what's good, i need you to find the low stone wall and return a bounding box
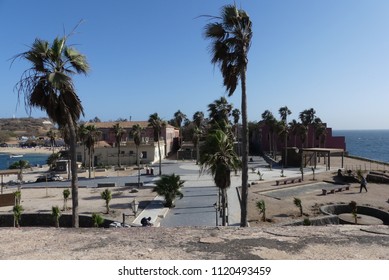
[0,213,115,228]
[320,204,389,225]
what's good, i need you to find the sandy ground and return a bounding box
[247,156,389,227]
[0,155,389,259]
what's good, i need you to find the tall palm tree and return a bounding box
[192,112,204,164]
[148,113,165,176]
[192,126,202,164]
[261,110,276,156]
[131,124,143,187]
[204,4,252,227]
[77,123,88,168]
[200,129,241,226]
[84,124,101,178]
[193,111,204,129]
[112,123,125,167]
[299,108,316,148]
[279,106,291,166]
[13,31,89,228]
[231,108,241,155]
[288,119,299,147]
[46,129,57,153]
[207,96,232,131]
[173,110,187,147]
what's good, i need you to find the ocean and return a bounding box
[0,153,49,170]
[333,130,389,163]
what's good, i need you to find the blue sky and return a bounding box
[1,0,389,130]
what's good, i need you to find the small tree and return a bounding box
[349,200,358,224]
[92,213,105,227]
[13,204,23,227]
[152,174,184,208]
[101,189,112,214]
[51,206,61,228]
[294,197,303,217]
[14,190,21,206]
[63,189,70,211]
[256,200,266,222]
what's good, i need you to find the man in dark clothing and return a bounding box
[141,217,152,226]
[360,176,368,193]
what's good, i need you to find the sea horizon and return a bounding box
[333,129,389,164]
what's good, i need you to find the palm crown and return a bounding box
[14,36,89,125]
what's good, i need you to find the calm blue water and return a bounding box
[333,130,389,163]
[0,153,49,170]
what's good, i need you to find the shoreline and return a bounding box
[0,147,60,155]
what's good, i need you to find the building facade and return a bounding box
[76,121,178,167]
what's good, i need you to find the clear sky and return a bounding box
[1,0,389,130]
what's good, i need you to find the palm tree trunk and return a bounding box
[221,188,227,226]
[157,132,162,176]
[88,147,92,179]
[240,68,249,227]
[117,144,121,167]
[66,113,79,228]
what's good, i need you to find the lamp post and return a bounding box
[122,198,139,227]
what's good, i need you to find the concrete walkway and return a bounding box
[129,157,335,227]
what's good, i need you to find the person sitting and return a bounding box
[141,217,152,227]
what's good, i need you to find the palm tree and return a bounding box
[193,111,204,129]
[77,123,89,168]
[173,110,187,147]
[288,119,299,147]
[46,129,57,153]
[13,204,23,228]
[100,188,112,214]
[63,189,70,211]
[112,123,125,167]
[200,129,241,226]
[13,30,90,228]
[148,113,165,176]
[204,4,252,227]
[231,108,241,155]
[192,126,202,164]
[192,111,204,164]
[152,174,184,208]
[207,96,232,132]
[131,124,143,187]
[261,110,276,157]
[293,197,303,217]
[299,108,316,148]
[91,213,105,227]
[51,206,61,228]
[279,106,291,166]
[256,200,266,222]
[84,124,101,178]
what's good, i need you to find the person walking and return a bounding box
[359,176,368,193]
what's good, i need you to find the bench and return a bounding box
[276,177,302,186]
[97,182,116,188]
[0,193,16,207]
[321,185,350,195]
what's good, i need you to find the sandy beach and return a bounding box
[0,146,59,155]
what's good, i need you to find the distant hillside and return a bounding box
[0,117,55,142]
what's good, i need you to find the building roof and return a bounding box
[89,121,176,129]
